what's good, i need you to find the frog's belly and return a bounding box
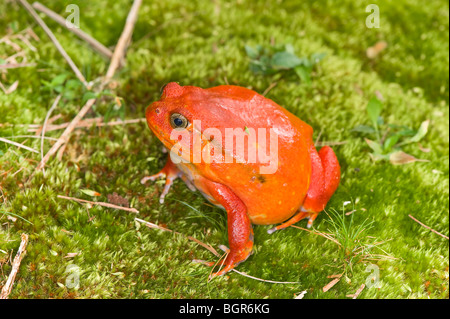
[174,161,225,210]
[175,160,309,226]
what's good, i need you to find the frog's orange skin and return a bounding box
[142,82,340,278]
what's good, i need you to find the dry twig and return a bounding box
[36,98,96,170]
[347,283,365,299]
[17,0,88,87]
[40,94,61,174]
[135,218,301,284]
[104,0,142,83]
[35,0,142,170]
[322,275,342,292]
[0,233,29,299]
[291,225,341,246]
[57,195,139,214]
[28,118,146,133]
[408,215,449,240]
[32,2,114,59]
[0,137,39,154]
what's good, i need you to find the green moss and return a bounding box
[0,0,448,299]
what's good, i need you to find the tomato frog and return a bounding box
[141,82,340,279]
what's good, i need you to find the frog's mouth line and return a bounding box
[148,124,176,150]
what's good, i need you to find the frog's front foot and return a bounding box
[141,155,181,204]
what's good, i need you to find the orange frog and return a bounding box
[142,82,340,278]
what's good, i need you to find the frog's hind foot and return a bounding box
[267,211,311,234]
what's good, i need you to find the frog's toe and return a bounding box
[267,211,309,234]
[209,264,235,280]
[140,172,165,184]
[159,176,176,204]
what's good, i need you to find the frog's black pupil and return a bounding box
[174,117,183,127]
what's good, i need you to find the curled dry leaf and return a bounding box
[389,151,429,165]
[366,41,388,59]
[323,277,341,292]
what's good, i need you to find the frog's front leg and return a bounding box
[141,155,182,204]
[203,180,254,279]
[268,145,340,233]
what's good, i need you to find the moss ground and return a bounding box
[0,0,448,298]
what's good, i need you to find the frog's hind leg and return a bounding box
[203,180,254,279]
[141,155,181,204]
[267,211,309,234]
[268,146,340,234]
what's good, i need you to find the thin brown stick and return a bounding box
[232,269,300,284]
[291,225,341,246]
[17,0,88,87]
[322,276,341,292]
[34,114,62,135]
[0,63,36,69]
[135,218,301,284]
[35,1,142,170]
[36,98,96,170]
[41,94,61,174]
[347,283,365,299]
[187,236,221,257]
[262,82,277,96]
[32,2,114,59]
[104,0,142,83]
[408,215,449,240]
[57,195,139,214]
[135,218,219,257]
[0,137,39,154]
[0,233,29,299]
[28,118,146,133]
[4,135,58,141]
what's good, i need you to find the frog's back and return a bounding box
[186,85,313,225]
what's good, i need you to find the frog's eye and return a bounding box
[170,113,189,129]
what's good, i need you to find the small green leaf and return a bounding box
[366,97,383,130]
[369,152,390,162]
[351,125,376,134]
[53,85,64,93]
[80,189,101,197]
[51,74,68,87]
[364,138,383,154]
[383,134,401,152]
[65,79,82,90]
[245,45,260,59]
[294,66,311,84]
[405,120,430,144]
[310,52,326,64]
[271,51,303,69]
[82,92,97,104]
